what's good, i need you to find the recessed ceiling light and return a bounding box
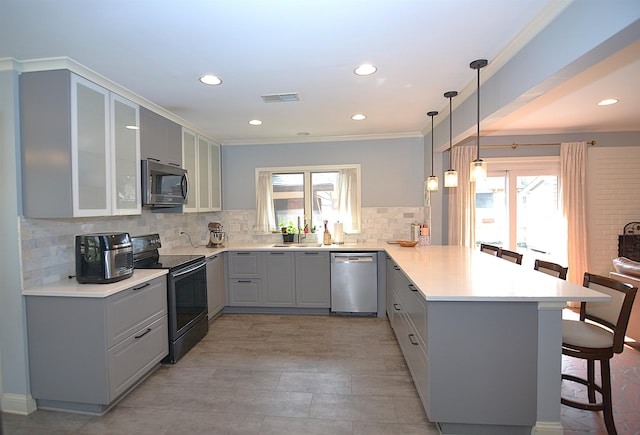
[199,74,222,86]
[351,114,366,121]
[597,98,618,106]
[248,119,262,126]
[354,64,377,76]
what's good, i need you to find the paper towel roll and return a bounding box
[333,222,344,244]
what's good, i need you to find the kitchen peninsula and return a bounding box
[22,244,607,434]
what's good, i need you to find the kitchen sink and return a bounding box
[272,243,323,247]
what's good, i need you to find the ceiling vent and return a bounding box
[261,93,300,103]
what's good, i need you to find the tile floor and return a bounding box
[1,312,639,434]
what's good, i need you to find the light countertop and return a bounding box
[22,269,168,298]
[22,243,608,303]
[384,245,608,303]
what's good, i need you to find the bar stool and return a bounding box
[534,259,568,280]
[561,273,637,434]
[500,249,523,265]
[480,244,501,257]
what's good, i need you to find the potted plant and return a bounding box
[279,221,297,243]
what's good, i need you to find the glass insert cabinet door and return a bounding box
[111,94,140,215]
[71,74,110,216]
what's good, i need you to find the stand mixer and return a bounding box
[206,222,225,248]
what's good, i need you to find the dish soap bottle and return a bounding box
[323,220,332,245]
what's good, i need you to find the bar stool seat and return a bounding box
[561,272,637,435]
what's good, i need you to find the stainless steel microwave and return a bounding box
[141,160,188,207]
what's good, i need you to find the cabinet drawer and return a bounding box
[106,276,167,348]
[228,252,261,277]
[107,315,168,400]
[404,283,427,345]
[228,279,261,305]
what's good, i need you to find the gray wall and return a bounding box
[0,67,33,413]
[222,136,425,210]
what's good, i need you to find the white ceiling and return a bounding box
[1,0,638,145]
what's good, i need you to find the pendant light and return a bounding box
[443,90,458,187]
[426,110,439,191]
[469,59,488,183]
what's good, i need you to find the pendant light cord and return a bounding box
[470,59,487,161]
[427,111,438,176]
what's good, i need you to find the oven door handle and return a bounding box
[171,261,205,278]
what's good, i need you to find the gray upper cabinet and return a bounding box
[183,127,222,213]
[20,70,140,218]
[295,252,330,308]
[139,106,182,167]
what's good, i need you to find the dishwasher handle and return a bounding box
[332,254,376,263]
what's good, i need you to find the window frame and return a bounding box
[255,164,362,234]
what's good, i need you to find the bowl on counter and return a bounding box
[398,240,418,247]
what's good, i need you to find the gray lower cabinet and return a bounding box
[227,251,262,306]
[295,251,330,308]
[391,264,538,432]
[206,253,226,319]
[25,276,168,414]
[264,252,296,306]
[227,251,330,308]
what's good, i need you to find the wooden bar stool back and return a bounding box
[480,244,501,257]
[561,273,637,434]
[534,259,568,280]
[500,249,523,265]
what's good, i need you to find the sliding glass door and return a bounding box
[475,158,565,268]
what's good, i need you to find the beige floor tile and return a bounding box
[259,416,353,435]
[317,356,388,375]
[76,406,177,434]
[276,372,352,394]
[309,393,398,423]
[229,389,313,418]
[117,381,235,412]
[169,410,264,435]
[353,421,440,435]
[207,368,282,391]
[393,396,431,425]
[351,374,417,397]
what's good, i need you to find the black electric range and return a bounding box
[131,234,208,363]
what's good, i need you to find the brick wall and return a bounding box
[586,146,640,275]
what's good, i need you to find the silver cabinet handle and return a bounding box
[393,303,401,311]
[408,284,418,292]
[132,283,150,291]
[394,266,400,271]
[408,334,419,346]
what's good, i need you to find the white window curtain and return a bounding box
[448,145,476,247]
[255,170,275,233]
[337,168,360,233]
[561,141,589,284]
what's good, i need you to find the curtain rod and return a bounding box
[480,140,596,149]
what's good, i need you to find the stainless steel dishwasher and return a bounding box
[330,252,378,314]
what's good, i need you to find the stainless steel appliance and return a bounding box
[75,233,133,284]
[330,252,378,314]
[207,222,225,248]
[141,160,188,207]
[132,234,207,363]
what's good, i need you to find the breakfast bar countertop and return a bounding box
[384,244,609,303]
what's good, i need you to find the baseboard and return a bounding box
[532,421,563,434]
[1,392,37,415]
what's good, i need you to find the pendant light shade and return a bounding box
[443,90,458,187]
[426,111,439,191]
[469,59,488,183]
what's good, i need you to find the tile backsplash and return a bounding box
[20,206,423,288]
